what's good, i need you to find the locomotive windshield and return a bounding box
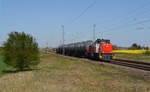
[95,39,110,44]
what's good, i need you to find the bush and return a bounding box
[0,47,2,53]
[2,32,40,71]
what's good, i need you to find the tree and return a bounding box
[129,43,142,50]
[2,32,40,71]
[132,43,138,48]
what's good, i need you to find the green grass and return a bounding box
[0,53,150,92]
[115,53,150,63]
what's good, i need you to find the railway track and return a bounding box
[49,52,150,79]
[109,59,150,71]
[48,52,150,71]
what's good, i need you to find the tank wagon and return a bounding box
[56,39,114,61]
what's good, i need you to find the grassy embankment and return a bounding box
[0,53,149,92]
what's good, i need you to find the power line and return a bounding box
[96,1,150,32]
[97,11,150,34]
[99,19,150,33]
[70,0,96,23]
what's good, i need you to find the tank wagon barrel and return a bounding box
[56,39,114,61]
[62,41,93,57]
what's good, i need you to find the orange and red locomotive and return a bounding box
[56,39,114,61]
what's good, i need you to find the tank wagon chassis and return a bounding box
[56,39,114,61]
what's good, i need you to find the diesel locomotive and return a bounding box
[56,39,114,61]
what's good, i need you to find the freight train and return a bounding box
[56,39,114,61]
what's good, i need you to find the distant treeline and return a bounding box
[113,43,148,50]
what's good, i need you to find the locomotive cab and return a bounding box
[99,39,114,61]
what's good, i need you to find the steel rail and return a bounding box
[110,59,150,71]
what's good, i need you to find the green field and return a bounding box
[115,53,150,63]
[0,53,149,92]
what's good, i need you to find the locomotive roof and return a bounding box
[95,39,110,43]
[58,39,111,47]
[96,39,110,41]
[58,40,93,47]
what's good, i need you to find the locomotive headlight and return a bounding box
[100,56,103,59]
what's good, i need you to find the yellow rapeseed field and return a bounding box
[113,50,150,54]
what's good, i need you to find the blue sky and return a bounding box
[0,0,150,47]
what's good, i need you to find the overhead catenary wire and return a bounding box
[64,0,150,44]
[101,13,150,32]
[70,0,96,23]
[99,18,150,33]
[64,0,96,43]
[96,1,150,32]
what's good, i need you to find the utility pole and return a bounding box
[93,24,96,41]
[62,25,65,55]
